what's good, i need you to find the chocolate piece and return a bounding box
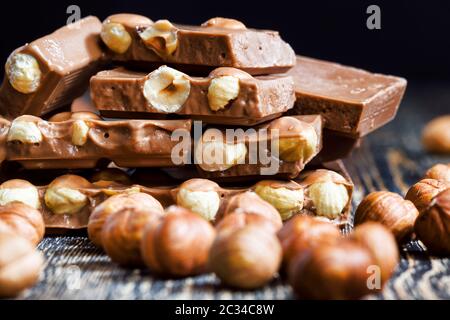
[195,115,323,181]
[100,14,295,75]
[90,66,295,126]
[288,56,407,137]
[2,113,191,169]
[0,16,104,119]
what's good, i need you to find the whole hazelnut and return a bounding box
[405,179,450,213]
[0,202,45,246]
[101,205,162,267]
[216,212,279,235]
[209,225,282,289]
[0,233,43,298]
[88,192,164,248]
[277,215,341,270]
[141,206,215,277]
[222,191,282,230]
[422,115,450,153]
[0,179,40,209]
[424,163,450,182]
[414,188,450,255]
[351,222,399,285]
[355,191,419,243]
[288,240,375,300]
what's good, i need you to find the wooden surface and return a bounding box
[14,81,450,300]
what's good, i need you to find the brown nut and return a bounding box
[288,240,375,300]
[277,215,341,270]
[351,222,399,286]
[216,212,279,235]
[176,179,221,222]
[44,175,92,215]
[222,191,283,231]
[201,17,246,30]
[405,179,450,213]
[88,192,164,248]
[424,163,450,182]
[355,191,419,243]
[91,168,132,186]
[141,206,215,277]
[209,225,282,289]
[101,204,162,267]
[0,233,43,298]
[422,115,450,153]
[0,179,40,209]
[414,188,450,255]
[0,202,45,246]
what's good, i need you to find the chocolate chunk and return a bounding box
[91,66,295,126]
[0,16,104,119]
[100,14,295,75]
[288,56,407,137]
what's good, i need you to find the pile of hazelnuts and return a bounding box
[0,163,449,299]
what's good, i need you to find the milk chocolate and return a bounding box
[90,66,295,126]
[195,115,323,181]
[1,113,191,169]
[0,16,104,119]
[288,56,407,137]
[100,14,295,75]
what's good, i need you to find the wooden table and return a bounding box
[17,81,450,300]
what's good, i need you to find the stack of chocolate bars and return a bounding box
[0,15,406,231]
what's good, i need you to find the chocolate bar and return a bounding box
[288,56,407,137]
[90,66,295,126]
[1,113,192,169]
[195,115,323,181]
[0,16,104,119]
[100,14,295,75]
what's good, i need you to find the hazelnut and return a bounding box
[48,111,100,122]
[88,192,164,248]
[0,233,43,298]
[209,225,282,289]
[0,179,40,209]
[47,111,73,122]
[355,191,419,243]
[422,115,450,153]
[91,168,132,186]
[424,163,450,182]
[414,188,450,255]
[176,179,221,222]
[141,206,215,277]
[207,76,240,111]
[0,202,45,246]
[101,204,162,267]
[138,20,178,56]
[269,117,319,163]
[222,191,283,230]
[101,22,132,54]
[351,222,399,285]
[254,180,304,221]
[44,175,91,215]
[405,178,450,213]
[277,215,341,270]
[195,129,247,172]
[5,52,42,94]
[71,120,90,146]
[288,240,375,300]
[216,212,279,235]
[201,17,247,30]
[143,65,190,113]
[7,115,42,144]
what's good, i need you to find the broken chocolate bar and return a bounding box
[1,113,191,169]
[195,115,323,181]
[0,16,104,119]
[90,66,295,126]
[100,14,295,75]
[288,56,407,137]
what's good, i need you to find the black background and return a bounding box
[0,0,449,80]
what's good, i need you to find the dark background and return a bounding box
[0,0,449,80]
